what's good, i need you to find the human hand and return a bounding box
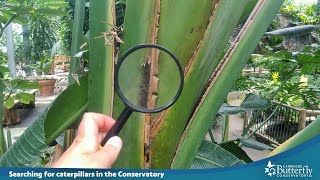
[52,113,122,168]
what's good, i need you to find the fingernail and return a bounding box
[81,114,95,137]
[84,113,94,121]
[106,136,122,148]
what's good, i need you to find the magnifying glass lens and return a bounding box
[102,44,184,145]
[117,47,182,112]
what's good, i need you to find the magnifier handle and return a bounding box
[101,107,133,146]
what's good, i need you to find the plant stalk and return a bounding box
[222,115,229,142]
[0,81,7,155]
[208,128,215,143]
[68,0,86,85]
[88,0,115,115]
[64,0,86,150]
[171,0,285,168]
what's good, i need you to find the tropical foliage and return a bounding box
[250,46,320,108]
[234,0,320,109]
[3,0,286,169]
[1,0,318,171]
[281,0,320,24]
[0,0,69,157]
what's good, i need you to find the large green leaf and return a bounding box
[218,104,245,115]
[6,128,12,149]
[172,0,284,168]
[113,0,156,168]
[88,0,114,115]
[219,141,252,163]
[16,6,34,15]
[0,106,48,167]
[0,66,9,74]
[191,141,245,169]
[218,93,271,115]
[0,75,88,167]
[12,16,28,24]
[237,137,274,151]
[298,53,320,64]
[265,25,320,37]
[34,8,70,17]
[240,93,272,109]
[3,96,14,109]
[15,92,35,104]
[44,75,88,144]
[239,0,259,23]
[0,15,8,24]
[152,0,249,168]
[11,79,40,90]
[36,0,69,8]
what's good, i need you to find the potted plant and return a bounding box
[1,66,40,125]
[29,58,56,96]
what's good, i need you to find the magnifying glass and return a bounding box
[101,44,184,146]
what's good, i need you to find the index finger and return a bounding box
[77,113,116,138]
[86,112,116,132]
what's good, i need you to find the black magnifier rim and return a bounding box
[115,44,184,113]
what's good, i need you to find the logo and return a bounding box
[264,161,313,178]
[265,161,276,176]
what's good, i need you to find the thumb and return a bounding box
[98,136,122,168]
[74,114,99,150]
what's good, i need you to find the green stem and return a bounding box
[0,29,4,38]
[88,0,115,115]
[171,0,285,168]
[3,90,12,103]
[208,128,215,143]
[64,0,86,150]
[0,80,7,155]
[68,0,86,85]
[222,115,229,142]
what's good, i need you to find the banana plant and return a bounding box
[0,0,286,168]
